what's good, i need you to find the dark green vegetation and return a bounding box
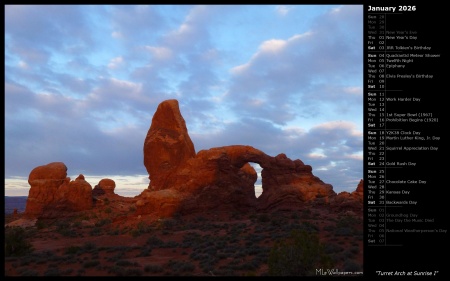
[4,208,362,276]
[4,227,34,257]
[268,230,333,276]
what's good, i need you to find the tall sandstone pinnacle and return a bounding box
[143,99,196,190]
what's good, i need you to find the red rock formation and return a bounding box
[48,174,93,217]
[93,178,116,196]
[25,162,69,217]
[25,163,93,218]
[330,179,364,212]
[136,146,261,216]
[137,142,336,216]
[24,99,359,219]
[353,179,364,201]
[257,154,336,211]
[143,99,196,191]
[136,100,341,217]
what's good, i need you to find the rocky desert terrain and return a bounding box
[5,196,363,276]
[5,99,363,276]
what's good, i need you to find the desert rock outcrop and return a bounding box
[93,178,116,196]
[143,99,196,191]
[24,99,361,220]
[330,179,364,212]
[136,100,338,217]
[25,163,93,218]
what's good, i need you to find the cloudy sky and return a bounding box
[5,5,363,197]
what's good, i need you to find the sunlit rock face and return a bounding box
[143,99,196,191]
[25,163,93,218]
[93,178,116,196]
[137,100,338,217]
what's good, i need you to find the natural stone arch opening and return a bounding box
[248,162,262,198]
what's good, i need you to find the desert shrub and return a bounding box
[200,260,215,274]
[108,228,120,235]
[116,260,136,267]
[301,221,319,232]
[125,268,143,276]
[162,240,179,248]
[108,265,126,276]
[337,214,359,228]
[258,213,270,222]
[217,252,228,259]
[17,267,39,276]
[343,260,362,272]
[63,268,74,275]
[215,268,235,276]
[324,242,344,254]
[138,246,152,257]
[72,221,82,228]
[130,229,141,238]
[83,260,100,268]
[44,267,61,276]
[83,242,97,251]
[335,227,353,236]
[36,219,47,230]
[349,245,360,255]
[167,259,195,274]
[144,264,163,273]
[65,245,82,255]
[162,218,177,229]
[107,252,123,262]
[76,269,85,276]
[36,250,54,259]
[19,256,33,266]
[268,230,334,276]
[55,220,77,237]
[223,245,238,254]
[95,218,112,227]
[137,221,149,233]
[301,209,312,218]
[104,207,112,214]
[323,225,335,231]
[231,211,241,219]
[78,214,90,221]
[89,227,102,236]
[342,249,356,259]
[195,216,206,222]
[146,236,164,247]
[4,227,34,257]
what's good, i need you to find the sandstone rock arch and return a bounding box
[24,99,342,219]
[137,100,338,216]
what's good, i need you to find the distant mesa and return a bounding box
[24,99,362,219]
